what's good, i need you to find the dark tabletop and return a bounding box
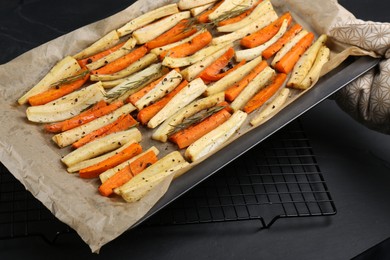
[0,0,389,259]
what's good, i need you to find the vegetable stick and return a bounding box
[160,30,212,59]
[230,66,275,111]
[128,150,158,177]
[198,47,235,81]
[208,0,245,21]
[61,128,142,167]
[73,30,120,60]
[274,32,314,74]
[79,142,142,179]
[77,41,126,68]
[28,69,90,106]
[44,100,108,133]
[85,38,137,70]
[287,34,327,88]
[178,0,218,10]
[91,46,148,75]
[234,19,288,62]
[240,12,292,48]
[201,59,246,82]
[225,60,268,102]
[196,1,223,23]
[127,73,169,105]
[137,80,188,125]
[185,110,247,162]
[217,0,260,26]
[117,3,179,37]
[190,3,214,16]
[145,19,197,50]
[262,23,303,60]
[243,73,287,113]
[170,108,232,149]
[72,113,137,149]
[52,103,136,148]
[250,88,290,126]
[18,56,81,105]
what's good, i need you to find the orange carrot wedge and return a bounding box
[199,47,234,80]
[225,60,268,102]
[274,32,315,73]
[201,59,246,82]
[240,12,292,48]
[91,45,148,75]
[72,113,137,149]
[77,42,126,67]
[145,19,198,50]
[159,30,212,59]
[169,108,232,149]
[98,150,158,197]
[243,73,287,114]
[218,0,261,26]
[43,100,108,133]
[197,1,224,23]
[262,23,303,60]
[79,142,142,179]
[137,80,188,125]
[28,69,90,106]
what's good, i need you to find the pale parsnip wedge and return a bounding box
[104,63,163,102]
[52,103,136,148]
[86,38,137,71]
[61,128,142,167]
[73,30,120,60]
[117,4,179,37]
[67,140,139,173]
[135,69,182,110]
[230,66,275,111]
[148,78,207,129]
[208,0,245,21]
[212,10,278,45]
[295,46,330,90]
[133,11,191,44]
[271,30,308,67]
[101,79,125,89]
[217,0,273,32]
[116,151,188,202]
[185,110,247,162]
[250,88,290,126]
[26,82,105,123]
[162,42,231,68]
[287,34,328,88]
[99,146,160,183]
[190,2,214,16]
[152,92,224,142]
[180,44,232,81]
[235,19,288,62]
[18,56,80,105]
[90,53,158,81]
[178,0,218,10]
[205,55,262,96]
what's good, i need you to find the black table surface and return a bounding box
[1,1,389,259]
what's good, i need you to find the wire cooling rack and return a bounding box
[0,119,336,243]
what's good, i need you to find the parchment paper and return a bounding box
[0,0,371,253]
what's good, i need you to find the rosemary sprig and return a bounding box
[49,69,90,87]
[168,105,225,136]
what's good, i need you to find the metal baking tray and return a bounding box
[134,55,379,227]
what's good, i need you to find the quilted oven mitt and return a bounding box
[329,18,390,134]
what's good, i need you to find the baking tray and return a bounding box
[134,55,379,227]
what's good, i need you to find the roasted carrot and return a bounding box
[137,80,188,125]
[198,47,234,81]
[72,113,137,149]
[240,12,292,48]
[145,19,198,50]
[225,60,268,102]
[77,42,126,67]
[79,142,142,179]
[218,0,261,26]
[43,100,108,133]
[201,59,246,82]
[197,1,224,23]
[274,32,314,74]
[98,150,158,196]
[169,108,232,149]
[28,69,90,106]
[243,73,287,114]
[262,23,303,60]
[159,30,212,59]
[91,45,148,75]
